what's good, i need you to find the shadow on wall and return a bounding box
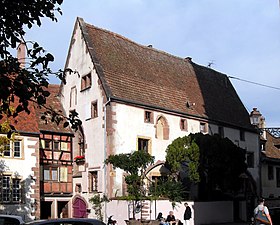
[0,160,35,222]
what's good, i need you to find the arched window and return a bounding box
[155,116,169,140]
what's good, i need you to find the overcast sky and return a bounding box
[25,0,280,127]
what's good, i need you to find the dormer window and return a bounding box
[144,111,153,123]
[81,73,92,91]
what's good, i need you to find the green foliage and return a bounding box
[164,133,247,200]
[105,150,154,200]
[165,135,200,183]
[89,194,110,221]
[191,133,247,199]
[105,150,154,218]
[149,178,185,206]
[0,0,81,135]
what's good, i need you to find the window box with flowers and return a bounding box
[74,155,85,164]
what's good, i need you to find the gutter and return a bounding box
[103,97,111,223]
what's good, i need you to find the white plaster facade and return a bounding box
[0,134,38,222]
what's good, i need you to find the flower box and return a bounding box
[74,155,85,163]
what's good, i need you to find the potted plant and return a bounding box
[74,155,85,164]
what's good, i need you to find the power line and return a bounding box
[228,76,280,91]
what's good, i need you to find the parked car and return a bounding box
[0,214,25,225]
[25,218,106,225]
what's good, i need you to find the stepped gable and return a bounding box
[78,17,254,130]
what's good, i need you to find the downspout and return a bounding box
[104,97,111,223]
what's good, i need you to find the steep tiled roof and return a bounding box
[34,84,73,134]
[78,18,254,130]
[264,132,280,159]
[0,100,40,134]
[0,85,72,135]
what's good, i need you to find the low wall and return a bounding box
[106,200,233,225]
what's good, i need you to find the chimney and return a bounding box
[17,42,26,68]
[185,57,192,61]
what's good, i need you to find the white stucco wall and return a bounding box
[0,135,38,221]
[262,164,280,198]
[107,200,233,225]
[60,22,106,207]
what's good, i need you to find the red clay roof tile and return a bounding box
[78,18,254,130]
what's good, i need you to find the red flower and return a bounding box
[74,155,85,161]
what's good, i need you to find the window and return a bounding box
[43,167,58,181]
[240,130,245,141]
[137,137,151,153]
[45,140,51,149]
[81,73,92,91]
[91,101,98,118]
[43,167,68,182]
[70,86,77,107]
[0,176,22,203]
[155,116,169,140]
[200,122,207,133]
[218,126,224,138]
[53,141,59,150]
[246,152,254,168]
[277,168,280,187]
[89,171,98,192]
[144,111,153,123]
[268,165,274,180]
[3,140,22,158]
[180,119,188,131]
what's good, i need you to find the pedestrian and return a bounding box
[166,211,176,225]
[183,203,192,225]
[156,212,166,225]
[254,198,272,225]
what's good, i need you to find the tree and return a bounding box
[163,135,200,201]
[89,194,110,221]
[0,0,81,137]
[192,133,247,200]
[105,150,154,219]
[165,133,247,200]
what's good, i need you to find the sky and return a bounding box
[24,0,280,127]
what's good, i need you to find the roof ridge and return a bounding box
[84,21,191,64]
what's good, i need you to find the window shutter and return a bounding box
[97,170,103,192]
[61,142,68,151]
[59,167,68,182]
[40,140,45,149]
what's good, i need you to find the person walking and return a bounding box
[183,203,192,225]
[254,198,272,225]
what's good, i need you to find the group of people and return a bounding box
[156,203,192,225]
[155,198,273,225]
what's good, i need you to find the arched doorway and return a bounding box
[72,196,88,218]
